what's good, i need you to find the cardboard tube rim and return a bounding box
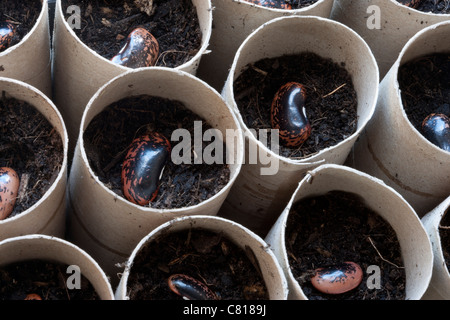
[389,0,450,17]
[391,20,450,156]
[56,0,212,72]
[226,15,379,165]
[116,215,289,300]
[78,67,244,214]
[0,77,68,225]
[268,163,433,300]
[0,234,115,300]
[422,196,450,280]
[235,0,331,13]
[0,0,48,57]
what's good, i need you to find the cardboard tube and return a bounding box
[219,16,379,237]
[0,77,68,241]
[350,20,450,217]
[0,0,51,97]
[421,196,450,300]
[52,0,212,153]
[67,67,244,285]
[197,0,334,90]
[115,215,288,300]
[265,164,433,300]
[331,0,450,79]
[0,234,114,300]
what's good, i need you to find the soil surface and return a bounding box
[125,228,269,300]
[286,191,406,300]
[0,96,64,217]
[83,95,230,209]
[439,209,450,272]
[287,0,319,8]
[398,53,450,135]
[233,53,358,159]
[244,0,319,9]
[62,0,202,68]
[0,0,42,53]
[0,259,99,300]
[398,0,450,14]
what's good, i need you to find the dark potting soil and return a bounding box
[233,52,358,159]
[0,96,64,217]
[0,0,42,53]
[286,0,319,8]
[83,95,230,209]
[397,0,450,14]
[62,0,202,68]
[439,208,450,272]
[398,53,450,132]
[0,259,99,300]
[286,191,406,300]
[126,228,269,300]
[249,0,319,9]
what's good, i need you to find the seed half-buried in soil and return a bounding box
[421,113,450,152]
[121,132,171,206]
[0,21,15,52]
[271,82,311,147]
[310,261,363,295]
[167,274,218,300]
[0,167,20,220]
[111,27,159,68]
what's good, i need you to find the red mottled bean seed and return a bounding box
[421,113,450,152]
[0,21,15,52]
[397,0,421,8]
[111,27,159,68]
[24,293,42,300]
[311,261,363,294]
[0,167,19,220]
[271,82,311,147]
[243,0,292,9]
[121,132,171,206]
[168,274,218,300]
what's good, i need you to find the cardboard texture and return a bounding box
[0,234,115,300]
[265,164,433,300]
[115,215,288,300]
[52,0,213,152]
[331,0,450,79]
[421,196,450,300]
[197,0,335,91]
[66,68,244,284]
[350,20,450,218]
[219,16,379,237]
[0,78,68,242]
[0,0,51,97]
